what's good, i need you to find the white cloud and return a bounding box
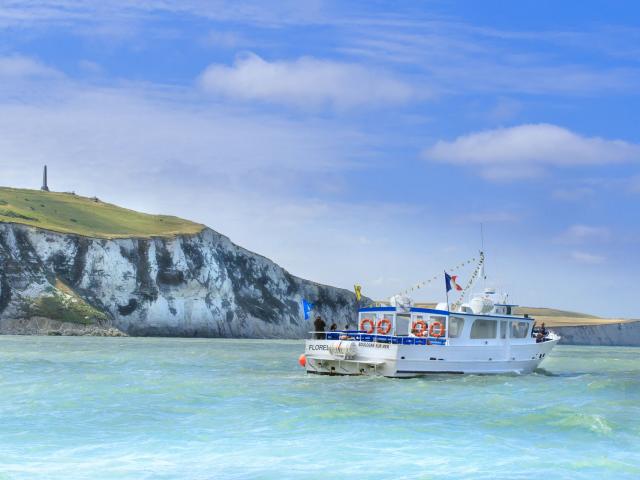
[557,225,611,244]
[346,22,640,96]
[423,124,640,180]
[0,72,449,302]
[198,53,419,109]
[570,251,606,264]
[0,1,368,30]
[4,2,640,102]
[0,55,60,78]
[0,86,366,194]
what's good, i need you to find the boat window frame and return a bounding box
[359,311,378,322]
[395,312,411,336]
[448,316,465,338]
[470,318,498,339]
[510,320,530,339]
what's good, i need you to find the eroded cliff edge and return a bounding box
[0,223,360,338]
[552,321,640,347]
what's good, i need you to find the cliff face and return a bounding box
[0,223,360,338]
[552,321,640,347]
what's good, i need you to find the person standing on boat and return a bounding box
[330,323,337,331]
[314,316,326,339]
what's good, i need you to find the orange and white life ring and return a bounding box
[411,320,428,337]
[377,318,392,335]
[359,318,375,334]
[429,321,445,338]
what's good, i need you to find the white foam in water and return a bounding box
[0,337,639,479]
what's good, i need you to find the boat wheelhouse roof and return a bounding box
[358,305,532,321]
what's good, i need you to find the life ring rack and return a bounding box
[359,318,375,334]
[429,321,445,338]
[412,320,428,337]
[377,318,392,335]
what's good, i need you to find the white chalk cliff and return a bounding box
[0,223,361,337]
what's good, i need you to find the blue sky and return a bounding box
[1,1,639,317]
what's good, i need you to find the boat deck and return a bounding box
[322,330,446,345]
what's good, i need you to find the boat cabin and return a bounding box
[324,306,535,346]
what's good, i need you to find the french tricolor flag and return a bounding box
[445,272,463,292]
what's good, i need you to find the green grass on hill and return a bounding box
[0,187,204,239]
[514,306,598,319]
[412,302,597,319]
[24,279,108,325]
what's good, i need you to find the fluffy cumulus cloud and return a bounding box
[198,53,418,109]
[423,124,640,180]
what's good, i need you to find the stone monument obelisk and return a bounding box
[41,165,50,191]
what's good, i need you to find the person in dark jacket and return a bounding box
[330,323,337,331]
[314,316,326,339]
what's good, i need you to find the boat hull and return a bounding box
[304,338,559,377]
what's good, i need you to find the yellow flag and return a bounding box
[354,284,362,302]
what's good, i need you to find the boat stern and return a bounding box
[303,337,396,376]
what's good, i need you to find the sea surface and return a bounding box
[0,337,638,480]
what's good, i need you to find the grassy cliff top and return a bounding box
[513,306,598,319]
[408,302,628,326]
[0,187,204,239]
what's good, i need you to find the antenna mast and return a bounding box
[480,223,486,290]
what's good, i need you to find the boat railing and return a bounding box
[308,330,446,345]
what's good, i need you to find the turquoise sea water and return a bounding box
[0,337,638,480]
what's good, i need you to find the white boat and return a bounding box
[301,290,559,377]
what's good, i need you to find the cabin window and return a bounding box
[500,321,507,339]
[510,321,529,339]
[359,312,379,328]
[395,313,411,336]
[449,317,464,338]
[470,319,497,339]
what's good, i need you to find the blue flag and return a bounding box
[302,299,314,320]
[445,272,452,293]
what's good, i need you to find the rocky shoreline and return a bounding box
[0,317,127,337]
[3,316,638,346]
